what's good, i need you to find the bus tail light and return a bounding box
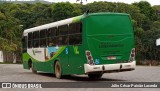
[129,48,135,62]
[85,50,94,65]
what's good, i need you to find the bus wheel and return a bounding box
[88,73,103,79]
[31,63,37,74]
[55,61,62,79]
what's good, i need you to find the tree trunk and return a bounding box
[13,52,16,63]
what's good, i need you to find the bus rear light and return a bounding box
[88,56,92,60]
[130,57,134,62]
[85,50,94,65]
[88,60,94,65]
[132,48,135,53]
[131,53,134,57]
[86,51,90,56]
[129,48,135,62]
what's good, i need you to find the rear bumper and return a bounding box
[84,61,136,74]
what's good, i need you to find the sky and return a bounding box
[44,0,160,6]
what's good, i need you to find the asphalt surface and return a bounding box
[0,64,160,91]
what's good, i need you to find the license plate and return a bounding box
[107,56,116,60]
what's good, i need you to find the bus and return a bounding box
[22,13,136,79]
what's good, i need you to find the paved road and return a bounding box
[0,64,160,91]
[0,64,160,82]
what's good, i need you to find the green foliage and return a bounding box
[0,1,160,61]
[0,12,6,20]
[133,1,156,20]
[51,2,82,21]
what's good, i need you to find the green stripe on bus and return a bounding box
[72,15,85,23]
[49,46,66,61]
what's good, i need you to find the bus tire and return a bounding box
[55,61,62,79]
[31,62,37,74]
[88,73,103,79]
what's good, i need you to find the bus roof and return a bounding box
[88,12,129,16]
[23,12,129,36]
[23,15,85,35]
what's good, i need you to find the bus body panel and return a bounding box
[67,45,85,74]
[23,46,86,75]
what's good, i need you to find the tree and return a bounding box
[51,2,82,21]
[133,1,156,21]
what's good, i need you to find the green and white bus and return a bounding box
[22,13,136,79]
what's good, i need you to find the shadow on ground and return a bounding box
[36,72,125,82]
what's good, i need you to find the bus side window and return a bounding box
[22,36,27,52]
[40,29,46,47]
[47,27,57,46]
[33,31,39,48]
[48,37,57,46]
[58,25,69,46]
[69,34,82,45]
[47,27,56,37]
[57,36,68,46]
[69,22,82,45]
[28,32,32,48]
[58,25,68,36]
[69,22,82,34]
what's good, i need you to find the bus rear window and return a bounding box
[86,15,133,35]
